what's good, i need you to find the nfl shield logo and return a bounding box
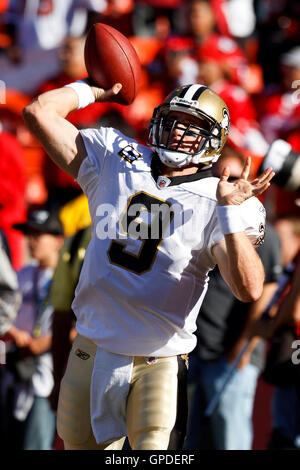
[157,176,171,189]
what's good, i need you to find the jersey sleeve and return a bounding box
[206,217,224,256]
[256,223,282,283]
[76,127,109,195]
[207,196,267,265]
[240,197,266,247]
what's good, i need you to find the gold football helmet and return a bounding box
[147,84,230,168]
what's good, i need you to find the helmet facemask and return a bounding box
[147,85,230,168]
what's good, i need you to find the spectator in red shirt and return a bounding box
[0,131,26,270]
[257,46,300,218]
[259,46,300,143]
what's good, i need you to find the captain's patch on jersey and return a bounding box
[118,145,142,164]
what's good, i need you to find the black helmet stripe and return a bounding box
[192,85,207,100]
[164,87,187,104]
[164,84,207,104]
[177,84,207,101]
[178,85,191,98]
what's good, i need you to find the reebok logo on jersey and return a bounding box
[118,145,142,164]
[75,349,90,360]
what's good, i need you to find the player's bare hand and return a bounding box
[86,79,122,103]
[8,325,32,347]
[217,157,275,206]
[15,330,32,348]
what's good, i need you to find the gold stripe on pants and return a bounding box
[127,356,178,450]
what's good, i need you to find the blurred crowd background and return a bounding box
[0,0,300,451]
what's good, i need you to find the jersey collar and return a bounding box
[150,153,213,187]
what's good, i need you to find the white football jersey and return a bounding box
[72,127,265,356]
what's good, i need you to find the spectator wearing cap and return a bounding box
[1,210,64,450]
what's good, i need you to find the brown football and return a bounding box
[84,23,142,105]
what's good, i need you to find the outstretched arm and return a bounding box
[22,81,122,178]
[213,157,274,302]
[252,260,300,340]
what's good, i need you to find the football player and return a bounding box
[23,80,274,450]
